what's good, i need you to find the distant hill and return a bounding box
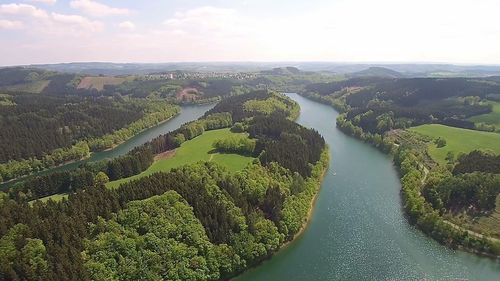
[348,67,405,78]
[261,66,302,75]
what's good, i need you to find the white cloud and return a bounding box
[70,0,130,17]
[2,1,500,65]
[118,20,135,31]
[27,0,57,5]
[0,3,49,19]
[0,3,103,34]
[163,6,247,37]
[0,19,24,29]
[51,12,103,32]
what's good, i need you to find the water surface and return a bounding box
[234,93,500,281]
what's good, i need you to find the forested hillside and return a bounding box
[0,93,179,183]
[0,91,328,280]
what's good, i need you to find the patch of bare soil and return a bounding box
[176,87,200,101]
[154,149,176,161]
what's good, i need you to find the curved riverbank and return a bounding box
[234,93,500,281]
[0,103,214,190]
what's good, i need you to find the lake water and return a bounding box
[234,93,500,281]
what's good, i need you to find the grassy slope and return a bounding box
[106,128,254,189]
[469,101,500,129]
[32,128,254,202]
[0,80,50,93]
[409,124,500,165]
[77,76,130,91]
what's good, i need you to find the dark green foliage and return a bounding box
[0,89,329,280]
[42,74,79,96]
[105,146,154,181]
[249,115,325,177]
[205,90,270,121]
[305,77,500,134]
[0,94,142,162]
[453,150,500,175]
[0,67,53,87]
[434,137,447,148]
[423,172,500,213]
[395,149,500,255]
[10,168,94,202]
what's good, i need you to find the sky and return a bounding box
[0,0,499,66]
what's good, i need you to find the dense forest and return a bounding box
[303,77,500,133]
[0,90,328,280]
[0,93,179,183]
[453,150,500,175]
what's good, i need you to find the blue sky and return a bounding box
[1,0,499,65]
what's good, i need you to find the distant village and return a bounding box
[141,71,258,81]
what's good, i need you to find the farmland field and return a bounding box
[106,128,255,189]
[409,124,500,164]
[77,76,130,91]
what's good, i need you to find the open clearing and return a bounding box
[106,128,254,189]
[469,101,500,130]
[77,76,129,91]
[33,128,254,202]
[409,124,500,165]
[0,80,50,93]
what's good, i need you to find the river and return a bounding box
[234,93,500,280]
[1,103,214,189]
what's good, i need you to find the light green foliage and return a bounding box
[280,149,329,238]
[88,101,180,151]
[410,124,500,165]
[107,129,254,188]
[83,191,236,281]
[0,224,48,279]
[213,135,256,155]
[244,97,288,114]
[94,171,110,186]
[243,93,300,120]
[0,141,90,182]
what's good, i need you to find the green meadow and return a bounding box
[410,124,500,165]
[106,128,255,189]
[469,101,500,130]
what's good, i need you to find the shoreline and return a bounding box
[229,148,330,280]
[96,109,181,152]
[0,110,181,187]
[295,93,500,259]
[281,152,329,249]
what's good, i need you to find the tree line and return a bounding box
[0,95,179,183]
[0,91,329,280]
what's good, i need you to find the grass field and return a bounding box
[409,124,500,165]
[106,128,255,189]
[469,101,500,130]
[30,193,68,205]
[77,76,129,91]
[0,80,50,93]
